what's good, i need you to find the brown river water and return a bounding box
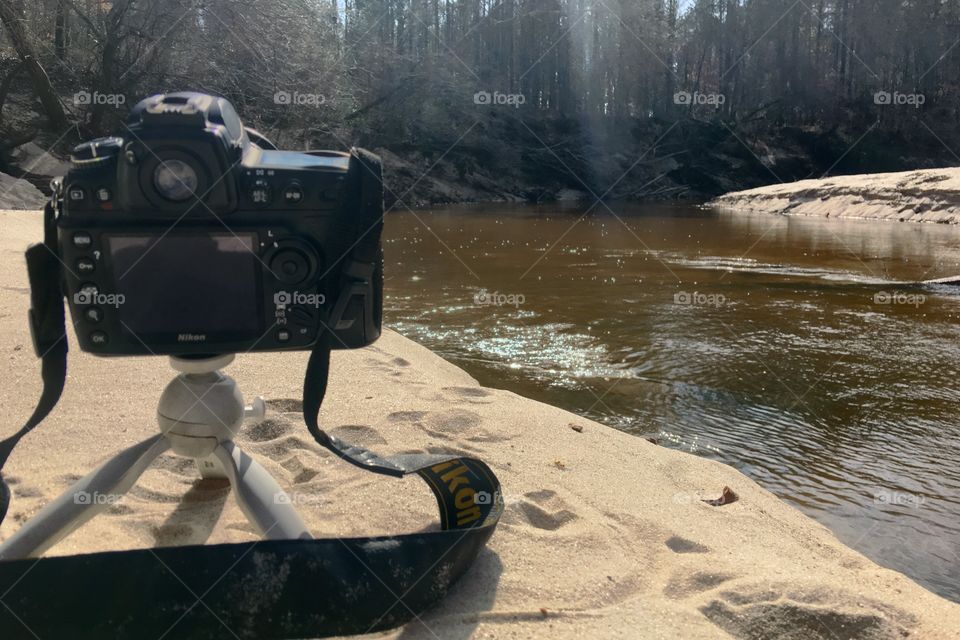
[382,203,960,602]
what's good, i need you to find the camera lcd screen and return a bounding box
[108,234,261,339]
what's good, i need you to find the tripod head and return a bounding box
[159,353,265,464]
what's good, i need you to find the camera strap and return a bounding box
[0,204,503,639]
[0,201,69,526]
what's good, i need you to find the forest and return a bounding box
[2,0,960,205]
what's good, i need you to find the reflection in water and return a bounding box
[383,203,960,602]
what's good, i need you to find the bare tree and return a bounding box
[0,0,69,130]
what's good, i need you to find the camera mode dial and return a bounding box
[71,137,123,165]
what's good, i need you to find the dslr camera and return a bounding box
[50,92,383,356]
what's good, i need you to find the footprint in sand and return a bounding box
[105,503,135,516]
[387,410,428,424]
[127,485,186,504]
[417,408,518,442]
[665,535,711,554]
[663,570,736,599]
[329,424,387,446]
[244,418,296,442]
[279,455,320,484]
[58,473,83,485]
[515,489,579,531]
[265,398,303,413]
[241,409,327,469]
[12,485,42,499]
[441,386,495,404]
[154,454,199,477]
[248,436,322,462]
[699,583,918,640]
[364,356,408,378]
[493,491,664,611]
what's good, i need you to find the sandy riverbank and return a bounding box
[711,167,960,223]
[1,209,959,638]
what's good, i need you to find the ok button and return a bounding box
[76,258,96,274]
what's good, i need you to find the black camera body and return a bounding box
[53,92,383,356]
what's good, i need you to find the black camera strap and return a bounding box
[0,204,503,639]
[0,201,69,526]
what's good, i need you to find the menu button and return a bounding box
[72,232,93,248]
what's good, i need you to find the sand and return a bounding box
[711,167,960,223]
[1,209,959,639]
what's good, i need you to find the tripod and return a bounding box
[0,354,312,560]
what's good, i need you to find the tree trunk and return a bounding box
[0,0,71,130]
[54,0,69,60]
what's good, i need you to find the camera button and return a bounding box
[89,331,109,346]
[84,307,103,324]
[269,249,310,284]
[76,258,96,274]
[276,329,291,343]
[67,186,86,203]
[249,179,272,206]
[95,187,112,203]
[79,282,99,296]
[72,232,93,248]
[283,183,304,204]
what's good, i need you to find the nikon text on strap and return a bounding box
[0,202,503,639]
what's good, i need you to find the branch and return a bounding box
[0,58,28,127]
[60,0,105,41]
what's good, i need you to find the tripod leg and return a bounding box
[211,442,312,540]
[0,435,170,560]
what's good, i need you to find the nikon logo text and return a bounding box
[177,333,207,342]
[430,460,484,526]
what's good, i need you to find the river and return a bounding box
[382,203,960,602]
